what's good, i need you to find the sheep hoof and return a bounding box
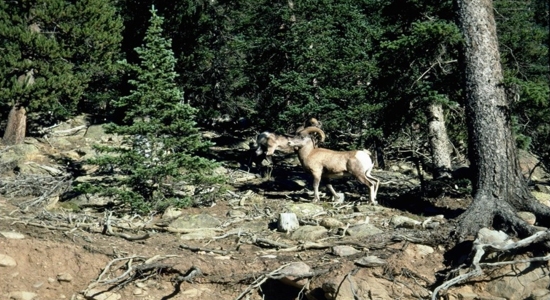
[331,193,345,203]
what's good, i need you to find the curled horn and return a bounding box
[298,126,326,142]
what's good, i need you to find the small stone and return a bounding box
[0,254,17,267]
[181,287,210,297]
[278,213,299,233]
[0,232,25,239]
[8,291,38,300]
[319,217,344,229]
[517,211,536,225]
[354,256,387,267]
[415,244,435,258]
[227,210,247,218]
[291,225,328,241]
[332,245,361,257]
[133,288,147,296]
[162,206,183,219]
[346,223,383,238]
[389,215,421,228]
[57,272,73,282]
[135,282,147,289]
[278,262,311,288]
[476,228,512,245]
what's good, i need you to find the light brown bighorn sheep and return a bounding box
[289,126,380,204]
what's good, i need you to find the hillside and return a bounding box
[1,117,550,300]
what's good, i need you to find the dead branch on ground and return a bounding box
[10,210,151,241]
[180,244,232,255]
[0,174,71,206]
[103,211,150,241]
[432,230,550,300]
[83,254,182,295]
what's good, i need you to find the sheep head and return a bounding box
[308,118,322,128]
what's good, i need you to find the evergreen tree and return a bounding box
[250,0,383,143]
[81,6,224,213]
[0,0,123,143]
[455,0,550,239]
[494,0,550,162]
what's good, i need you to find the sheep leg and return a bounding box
[326,182,339,198]
[365,170,380,200]
[312,173,323,202]
[325,181,343,202]
[355,172,378,205]
[365,179,378,205]
[265,148,275,165]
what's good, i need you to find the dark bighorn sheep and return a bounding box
[253,118,322,165]
[294,117,322,134]
[289,126,380,204]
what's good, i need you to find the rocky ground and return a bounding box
[1,116,550,300]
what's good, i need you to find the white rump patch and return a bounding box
[355,151,374,169]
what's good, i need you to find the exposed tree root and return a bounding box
[432,229,550,300]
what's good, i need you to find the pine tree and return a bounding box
[0,0,123,144]
[81,6,224,213]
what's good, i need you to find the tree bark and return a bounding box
[456,0,550,239]
[2,104,27,145]
[427,103,452,179]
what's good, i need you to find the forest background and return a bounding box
[0,0,548,213]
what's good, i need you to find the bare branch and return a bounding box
[432,230,550,300]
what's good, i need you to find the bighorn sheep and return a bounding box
[288,127,380,204]
[253,118,322,165]
[295,117,322,134]
[254,132,296,164]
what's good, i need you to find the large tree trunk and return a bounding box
[2,104,27,145]
[456,0,550,239]
[427,103,452,179]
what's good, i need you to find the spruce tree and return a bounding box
[0,0,123,144]
[81,6,224,213]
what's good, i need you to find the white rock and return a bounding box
[133,288,147,296]
[476,227,512,245]
[415,244,435,258]
[8,291,38,300]
[331,245,361,257]
[0,254,17,267]
[0,232,25,239]
[277,213,299,232]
